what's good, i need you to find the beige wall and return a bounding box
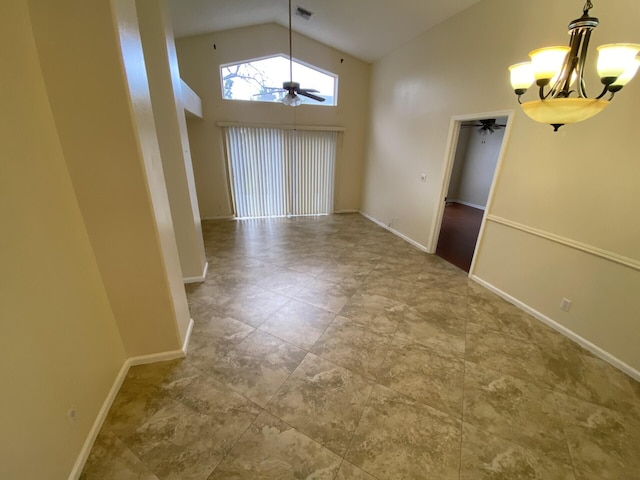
[447,127,471,202]
[175,23,371,218]
[474,222,640,371]
[29,0,192,355]
[137,0,207,280]
[0,1,126,477]
[361,0,640,370]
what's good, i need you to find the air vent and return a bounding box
[295,6,313,20]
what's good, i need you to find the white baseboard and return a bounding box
[128,318,194,366]
[67,361,129,480]
[182,317,194,354]
[470,275,640,382]
[359,211,430,253]
[183,261,208,284]
[201,215,234,220]
[334,209,359,214]
[448,199,485,210]
[68,318,194,480]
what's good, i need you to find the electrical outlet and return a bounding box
[67,406,78,427]
[560,298,572,312]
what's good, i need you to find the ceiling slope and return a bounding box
[168,0,480,63]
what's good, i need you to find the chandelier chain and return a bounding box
[583,0,594,14]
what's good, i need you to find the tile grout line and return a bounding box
[88,214,632,479]
[458,280,471,480]
[200,230,334,477]
[549,388,583,479]
[337,262,401,479]
[204,402,265,478]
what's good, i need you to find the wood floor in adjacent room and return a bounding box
[81,214,640,480]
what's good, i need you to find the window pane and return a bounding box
[221,55,337,106]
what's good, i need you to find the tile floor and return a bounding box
[81,214,640,480]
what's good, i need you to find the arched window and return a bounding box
[220,55,337,106]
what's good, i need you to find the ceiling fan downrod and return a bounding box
[282,0,301,106]
[282,0,325,106]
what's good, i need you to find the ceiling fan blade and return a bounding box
[299,88,320,93]
[297,90,325,102]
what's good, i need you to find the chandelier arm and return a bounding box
[538,85,547,100]
[576,29,593,97]
[558,56,579,98]
[579,78,588,98]
[539,85,557,101]
[553,32,582,98]
[595,84,611,100]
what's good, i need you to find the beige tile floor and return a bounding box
[81,214,640,480]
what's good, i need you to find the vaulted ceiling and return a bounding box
[168,0,480,63]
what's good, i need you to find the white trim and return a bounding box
[217,121,345,132]
[127,349,186,367]
[129,318,194,366]
[359,211,429,253]
[486,215,640,272]
[469,275,640,382]
[183,262,209,284]
[447,199,486,211]
[201,215,235,220]
[182,318,194,355]
[67,318,195,479]
[181,79,202,119]
[334,209,359,214]
[67,361,129,480]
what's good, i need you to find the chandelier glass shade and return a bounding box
[509,1,640,131]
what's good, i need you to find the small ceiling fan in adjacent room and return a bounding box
[281,0,325,106]
[461,118,506,135]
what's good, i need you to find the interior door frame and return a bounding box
[429,109,515,276]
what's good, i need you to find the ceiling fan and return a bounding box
[462,118,506,134]
[282,0,325,106]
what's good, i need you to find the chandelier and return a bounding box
[508,1,640,131]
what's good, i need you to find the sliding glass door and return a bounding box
[224,127,337,218]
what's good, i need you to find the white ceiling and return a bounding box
[167,0,481,63]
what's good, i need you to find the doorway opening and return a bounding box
[433,113,511,273]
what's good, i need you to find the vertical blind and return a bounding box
[224,126,337,218]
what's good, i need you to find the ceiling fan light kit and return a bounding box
[282,82,302,106]
[508,1,640,131]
